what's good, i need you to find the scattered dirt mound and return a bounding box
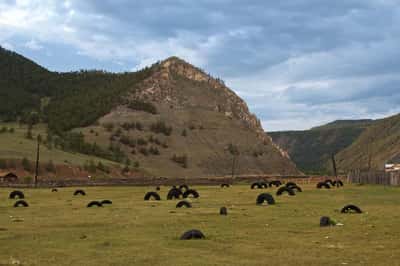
[9,191,24,199]
[87,201,103,208]
[183,189,199,198]
[341,204,362,214]
[180,229,205,240]
[220,207,228,215]
[144,192,161,201]
[256,193,275,205]
[176,200,192,208]
[74,190,86,196]
[276,187,295,196]
[14,200,29,207]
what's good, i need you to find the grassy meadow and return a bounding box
[0,184,399,265]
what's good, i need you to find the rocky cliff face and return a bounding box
[130,56,291,159]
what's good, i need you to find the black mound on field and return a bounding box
[74,189,86,196]
[14,200,28,207]
[251,182,263,189]
[9,190,24,199]
[176,200,192,208]
[256,193,275,205]
[144,192,161,201]
[289,185,302,192]
[180,229,205,240]
[269,180,282,187]
[51,188,58,192]
[183,189,199,199]
[341,204,362,214]
[220,207,228,215]
[101,200,113,205]
[276,186,295,196]
[179,184,189,191]
[167,187,183,200]
[320,216,335,227]
[317,182,330,189]
[285,182,297,188]
[332,180,344,187]
[221,183,230,188]
[87,201,102,208]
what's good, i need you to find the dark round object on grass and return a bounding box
[74,189,86,196]
[256,193,276,205]
[144,192,161,201]
[221,183,230,188]
[251,182,262,189]
[289,185,302,192]
[183,189,199,199]
[332,180,344,187]
[317,182,331,189]
[180,229,205,240]
[176,200,192,208]
[269,180,282,187]
[156,186,161,191]
[285,182,297,188]
[87,201,102,208]
[51,188,58,192]
[220,207,228,215]
[341,204,362,214]
[320,216,335,227]
[13,200,29,207]
[179,184,189,191]
[276,186,295,196]
[101,200,113,205]
[167,188,183,200]
[9,190,24,199]
[260,182,268,188]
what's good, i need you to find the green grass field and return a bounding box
[0,184,399,265]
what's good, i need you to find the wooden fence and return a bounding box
[347,170,400,186]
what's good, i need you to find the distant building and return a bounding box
[385,154,400,172]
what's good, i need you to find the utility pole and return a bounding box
[34,135,41,188]
[331,153,338,187]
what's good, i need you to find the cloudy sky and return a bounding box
[1,0,400,131]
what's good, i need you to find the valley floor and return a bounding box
[0,184,399,265]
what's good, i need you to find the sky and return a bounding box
[1,0,400,131]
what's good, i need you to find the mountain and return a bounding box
[0,47,300,178]
[270,120,374,174]
[336,114,400,171]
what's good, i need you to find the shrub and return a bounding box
[133,161,140,168]
[22,157,32,172]
[181,129,187,137]
[171,154,188,168]
[139,147,149,156]
[149,146,160,155]
[103,123,114,132]
[0,126,7,133]
[135,122,143,131]
[128,100,158,114]
[150,121,172,136]
[45,160,56,173]
[97,162,110,173]
[0,159,7,169]
[137,138,148,146]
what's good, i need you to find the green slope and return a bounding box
[270,120,373,174]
